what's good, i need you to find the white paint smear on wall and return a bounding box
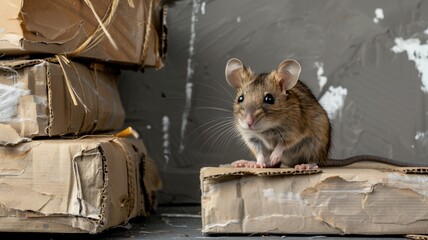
[180,0,201,153]
[314,61,327,91]
[415,131,427,141]
[162,115,171,165]
[319,86,348,120]
[200,1,206,15]
[391,37,428,93]
[373,8,384,23]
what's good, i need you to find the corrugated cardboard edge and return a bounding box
[92,136,162,231]
[201,164,428,181]
[335,161,428,173]
[119,137,162,216]
[391,167,428,174]
[201,167,321,181]
[95,137,162,232]
[407,235,428,240]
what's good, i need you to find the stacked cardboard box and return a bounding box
[0,0,166,234]
[0,0,167,69]
[0,137,162,233]
[0,59,125,144]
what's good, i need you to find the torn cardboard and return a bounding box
[201,165,428,235]
[0,59,125,145]
[0,137,162,233]
[0,0,167,69]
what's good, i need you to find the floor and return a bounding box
[0,205,411,239]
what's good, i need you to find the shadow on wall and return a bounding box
[119,0,428,203]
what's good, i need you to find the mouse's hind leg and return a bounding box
[294,162,319,170]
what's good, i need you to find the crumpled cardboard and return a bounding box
[0,0,167,69]
[0,137,162,233]
[0,59,125,145]
[201,164,428,235]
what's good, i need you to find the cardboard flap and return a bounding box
[200,167,321,182]
[0,59,45,69]
[0,0,23,48]
[21,1,84,44]
[0,124,31,145]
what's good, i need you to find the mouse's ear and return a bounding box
[277,59,301,92]
[225,58,244,88]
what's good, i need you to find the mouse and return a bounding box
[225,58,428,170]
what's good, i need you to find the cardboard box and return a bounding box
[0,0,167,69]
[0,137,162,233]
[201,165,428,235]
[0,59,125,145]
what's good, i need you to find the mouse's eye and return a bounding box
[237,95,244,103]
[264,94,275,104]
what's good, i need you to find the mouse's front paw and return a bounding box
[231,160,266,168]
[248,162,266,168]
[231,160,250,167]
[269,149,283,166]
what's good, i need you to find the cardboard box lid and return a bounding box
[201,162,428,182]
[0,0,167,69]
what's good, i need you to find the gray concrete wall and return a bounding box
[119,0,428,203]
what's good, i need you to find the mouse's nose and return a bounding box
[245,114,254,127]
